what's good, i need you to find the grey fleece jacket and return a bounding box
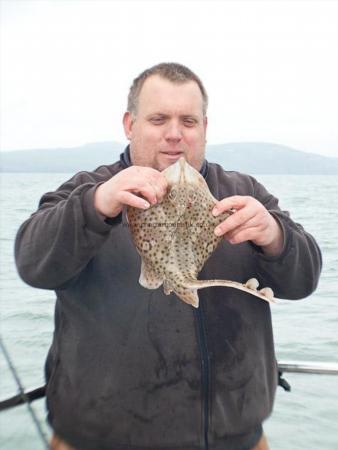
[15,149,322,450]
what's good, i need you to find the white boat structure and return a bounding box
[278,360,338,375]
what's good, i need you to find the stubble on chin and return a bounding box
[129,145,169,171]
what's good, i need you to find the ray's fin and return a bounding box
[139,260,164,289]
[175,288,200,308]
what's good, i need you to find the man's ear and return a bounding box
[203,115,208,133]
[123,111,133,140]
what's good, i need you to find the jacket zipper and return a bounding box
[194,302,210,450]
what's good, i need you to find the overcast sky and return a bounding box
[1,0,338,157]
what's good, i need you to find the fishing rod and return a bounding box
[1,359,337,412]
[0,335,49,449]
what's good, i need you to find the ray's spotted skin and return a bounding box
[127,158,275,308]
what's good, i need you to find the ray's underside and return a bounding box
[127,158,275,307]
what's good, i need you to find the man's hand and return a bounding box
[212,195,284,256]
[94,166,168,218]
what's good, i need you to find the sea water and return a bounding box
[0,172,337,450]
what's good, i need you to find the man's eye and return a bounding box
[183,118,197,127]
[150,117,165,125]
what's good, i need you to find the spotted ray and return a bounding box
[127,157,275,308]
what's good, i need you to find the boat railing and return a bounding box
[1,360,338,412]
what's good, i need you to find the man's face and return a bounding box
[123,75,207,171]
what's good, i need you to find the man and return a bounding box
[15,63,322,450]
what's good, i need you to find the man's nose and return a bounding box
[164,121,182,141]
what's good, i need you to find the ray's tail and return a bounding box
[185,277,276,303]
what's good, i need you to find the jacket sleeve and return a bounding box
[15,170,121,290]
[252,178,322,300]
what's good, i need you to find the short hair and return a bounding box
[127,62,208,118]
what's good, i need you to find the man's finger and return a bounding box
[118,191,150,210]
[212,195,249,216]
[225,226,261,245]
[148,180,167,203]
[214,205,256,236]
[131,182,162,206]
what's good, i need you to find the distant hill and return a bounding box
[0,141,124,173]
[206,142,338,174]
[1,141,338,174]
